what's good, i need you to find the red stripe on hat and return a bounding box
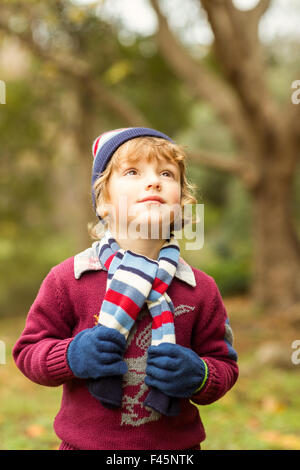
[105,289,140,321]
[152,277,168,294]
[152,310,174,329]
[93,128,129,158]
[93,137,101,158]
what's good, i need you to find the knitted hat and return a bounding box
[91,127,174,220]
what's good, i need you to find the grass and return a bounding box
[0,316,61,450]
[200,368,300,450]
[1,297,300,450]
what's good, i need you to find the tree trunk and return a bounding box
[51,88,96,252]
[250,145,300,314]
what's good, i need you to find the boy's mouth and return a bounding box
[138,196,165,204]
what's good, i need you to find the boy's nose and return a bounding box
[146,181,161,190]
[145,171,161,189]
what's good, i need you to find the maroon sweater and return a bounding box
[13,244,238,450]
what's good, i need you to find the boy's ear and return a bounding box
[96,201,110,220]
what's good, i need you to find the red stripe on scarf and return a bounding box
[105,289,140,320]
[152,310,173,329]
[104,253,116,270]
[152,277,168,294]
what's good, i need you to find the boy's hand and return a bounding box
[67,325,128,379]
[145,343,208,398]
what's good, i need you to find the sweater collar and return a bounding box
[74,241,196,287]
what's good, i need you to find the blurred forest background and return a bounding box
[0,0,300,450]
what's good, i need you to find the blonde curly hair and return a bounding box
[88,136,198,240]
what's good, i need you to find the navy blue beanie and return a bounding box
[91,127,174,220]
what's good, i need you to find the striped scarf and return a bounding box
[97,229,180,345]
[87,229,181,416]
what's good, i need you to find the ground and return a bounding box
[1,296,299,450]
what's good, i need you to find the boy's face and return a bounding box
[103,153,182,238]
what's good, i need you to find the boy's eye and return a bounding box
[124,169,174,177]
[125,169,137,176]
[162,170,174,177]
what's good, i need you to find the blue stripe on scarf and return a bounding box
[108,266,155,286]
[148,290,164,302]
[98,246,112,266]
[127,250,159,266]
[146,301,162,317]
[156,267,173,285]
[159,257,178,270]
[109,253,124,273]
[159,246,180,262]
[117,264,154,284]
[108,279,148,308]
[160,242,180,252]
[107,237,120,252]
[152,323,175,341]
[115,252,125,262]
[99,240,119,264]
[160,296,175,313]
[101,300,134,332]
[122,251,158,277]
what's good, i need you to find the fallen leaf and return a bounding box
[247,417,260,430]
[261,396,286,414]
[259,431,300,450]
[25,424,45,438]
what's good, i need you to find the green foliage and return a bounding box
[1,1,300,319]
[182,164,253,295]
[116,36,193,135]
[0,6,193,318]
[203,257,251,296]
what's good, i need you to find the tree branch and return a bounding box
[0,12,150,127]
[187,149,243,174]
[149,0,252,148]
[187,148,260,189]
[199,0,282,140]
[250,0,272,23]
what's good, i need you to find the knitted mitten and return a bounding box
[67,325,128,408]
[144,388,181,416]
[145,343,208,399]
[87,375,124,409]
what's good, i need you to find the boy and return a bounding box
[13,127,238,450]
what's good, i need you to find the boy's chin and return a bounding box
[127,218,174,240]
[110,213,175,239]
